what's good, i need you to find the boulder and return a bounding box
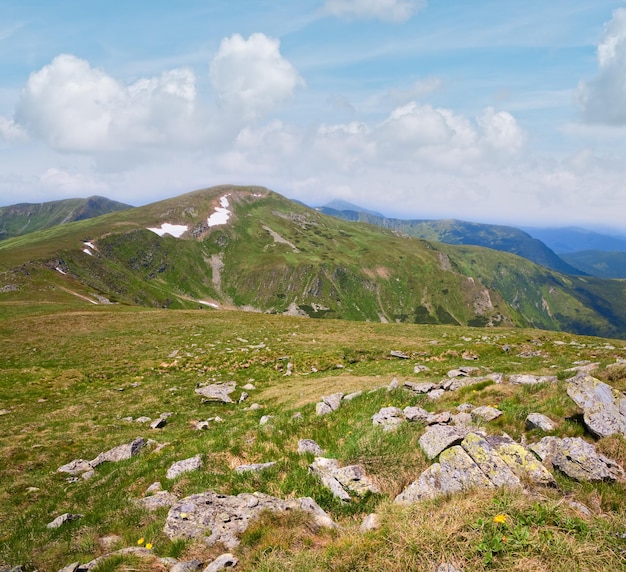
[509,374,558,385]
[315,402,333,416]
[297,439,324,455]
[566,374,626,438]
[403,381,435,394]
[470,406,502,423]
[460,432,521,488]
[164,491,335,549]
[195,382,236,403]
[310,457,379,500]
[91,437,145,466]
[525,413,556,432]
[372,407,405,431]
[321,393,344,411]
[419,425,470,460]
[167,454,203,480]
[204,553,239,572]
[530,436,625,482]
[403,405,430,423]
[47,513,82,529]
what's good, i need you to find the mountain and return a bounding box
[0,195,133,241]
[560,250,626,279]
[522,226,626,254]
[1,185,626,338]
[318,206,584,276]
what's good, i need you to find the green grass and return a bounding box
[1,303,625,571]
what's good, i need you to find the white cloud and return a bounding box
[578,7,626,125]
[387,77,442,103]
[209,33,304,120]
[0,116,27,141]
[15,54,199,152]
[477,107,526,154]
[39,167,108,194]
[323,0,425,22]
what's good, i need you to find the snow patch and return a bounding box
[198,300,219,309]
[55,267,66,275]
[83,241,96,249]
[82,248,93,256]
[207,194,232,227]
[147,223,188,238]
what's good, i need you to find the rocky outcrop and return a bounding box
[566,374,626,438]
[525,413,556,431]
[167,454,203,479]
[195,382,237,403]
[310,457,380,500]
[372,407,405,431]
[163,491,335,549]
[57,438,145,478]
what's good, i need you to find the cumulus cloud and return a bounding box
[0,116,27,141]
[477,107,526,154]
[39,167,108,194]
[578,7,626,124]
[323,0,425,22]
[15,54,199,152]
[210,33,304,120]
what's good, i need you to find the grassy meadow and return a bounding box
[1,300,626,571]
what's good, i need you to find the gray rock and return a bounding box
[413,364,431,373]
[80,548,154,571]
[460,433,521,488]
[426,411,452,425]
[170,560,203,572]
[390,350,410,359]
[164,491,335,549]
[322,392,344,411]
[372,406,405,431]
[135,416,152,423]
[139,491,179,511]
[297,439,324,455]
[47,513,82,529]
[419,425,469,460]
[235,462,276,473]
[457,403,475,412]
[315,402,333,416]
[427,389,446,400]
[360,513,380,532]
[58,562,81,572]
[437,564,462,572]
[194,421,210,430]
[403,381,435,394]
[242,383,256,390]
[150,417,167,429]
[146,482,162,493]
[248,403,262,411]
[91,437,145,466]
[525,413,556,432]
[167,454,203,479]
[509,374,558,385]
[403,405,430,422]
[259,415,273,426]
[195,382,236,403]
[387,377,400,391]
[57,459,93,476]
[471,406,502,423]
[203,553,238,572]
[343,391,362,401]
[310,457,379,500]
[238,392,249,403]
[566,374,626,438]
[447,366,480,378]
[451,412,473,427]
[530,436,625,482]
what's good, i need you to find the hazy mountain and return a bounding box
[522,226,626,254]
[560,250,626,279]
[0,195,133,241]
[1,185,625,338]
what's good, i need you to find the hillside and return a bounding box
[560,250,626,279]
[0,303,625,571]
[318,206,583,276]
[0,195,133,241]
[0,185,626,339]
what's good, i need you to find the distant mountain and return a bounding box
[560,250,626,279]
[0,196,133,241]
[522,226,626,254]
[323,200,385,218]
[1,185,626,338]
[318,205,584,276]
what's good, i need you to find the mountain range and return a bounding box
[1,185,626,339]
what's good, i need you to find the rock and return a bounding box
[525,413,556,431]
[451,412,473,427]
[135,416,152,423]
[150,417,167,429]
[509,374,558,385]
[414,364,430,373]
[58,563,81,572]
[146,481,162,493]
[566,374,626,438]
[204,553,239,572]
[372,407,405,431]
[427,389,446,400]
[530,436,625,482]
[403,405,430,422]
[195,382,236,403]
[457,403,474,412]
[242,383,256,390]
[170,560,203,572]
[426,412,452,425]
[387,377,400,390]
[322,393,344,411]
[447,366,480,378]
[259,415,273,426]
[164,491,335,549]
[390,350,410,359]
[238,392,249,403]
[80,548,154,570]
[235,462,276,473]
[297,439,324,455]
[167,454,203,479]
[460,433,521,488]
[291,412,303,420]
[343,391,362,401]
[315,402,333,416]
[310,457,379,500]
[360,513,380,532]
[471,406,502,423]
[139,491,179,511]
[47,513,82,529]
[98,535,122,551]
[437,564,462,572]
[419,425,470,460]
[462,351,479,360]
[91,437,145,466]
[248,403,262,411]
[404,381,435,394]
[57,459,93,476]
[194,421,210,430]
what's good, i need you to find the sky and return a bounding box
[1,0,626,230]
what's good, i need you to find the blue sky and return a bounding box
[1,0,626,229]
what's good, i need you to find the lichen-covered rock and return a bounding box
[471,406,502,423]
[164,491,335,549]
[372,406,405,431]
[167,454,203,480]
[530,436,625,482]
[310,457,379,500]
[460,433,521,488]
[525,413,556,432]
[139,491,179,511]
[566,374,626,438]
[195,382,236,403]
[418,425,470,459]
[487,435,556,487]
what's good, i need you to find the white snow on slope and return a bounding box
[198,300,219,308]
[208,195,231,227]
[83,248,93,256]
[84,241,96,249]
[147,223,189,238]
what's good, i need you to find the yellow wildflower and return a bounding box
[493,513,508,524]
[137,537,145,545]
[146,543,153,550]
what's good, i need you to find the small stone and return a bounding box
[166,454,203,480]
[135,416,152,423]
[322,393,344,411]
[170,560,203,572]
[297,439,324,455]
[242,383,256,390]
[451,412,473,427]
[509,374,558,385]
[372,407,405,431]
[316,402,333,416]
[195,382,236,403]
[343,391,362,401]
[259,415,273,426]
[248,403,262,410]
[235,462,276,473]
[471,406,502,423]
[413,364,430,373]
[403,405,430,422]
[150,417,167,429]
[525,413,556,431]
[387,377,400,391]
[204,553,239,572]
[457,403,475,412]
[427,389,446,400]
[437,564,462,572]
[194,421,210,430]
[426,411,452,425]
[46,513,82,529]
[390,350,410,359]
[403,381,435,394]
[360,513,380,532]
[146,481,163,494]
[238,392,249,403]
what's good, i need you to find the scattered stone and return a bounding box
[204,553,239,572]
[150,417,167,429]
[259,415,273,426]
[343,391,362,401]
[316,402,333,416]
[248,403,262,411]
[471,406,502,423]
[78,547,154,571]
[235,462,277,473]
[135,416,152,423]
[238,392,249,403]
[372,406,405,431]
[525,413,556,432]
[139,491,179,511]
[426,411,452,425]
[566,374,626,438]
[451,412,473,427]
[447,366,480,378]
[167,454,203,480]
[390,350,410,359]
[91,437,145,466]
[57,459,93,476]
[47,513,82,529]
[170,560,203,572]
[414,365,430,373]
[146,481,163,494]
[387,377,400,391]
[322,393,344,411]
[530,437,625,482]
[297,439,324,455]
[403,405,430,423]
[310,457,379,500]
[360,513,380,532]
[566,500,592,517]
[457,403,475,412]
[0,409,10,416]
[437,564,462,572]
[427,389,446,400]
[242,383,256,391]
[404,381,435,394]
[164,491,336,549]
[194,421,210,430]
[509,374,558,385]
[98,535,122,551]
[291,412,303,420]
[195,382,236,403]
[419,425,470,460]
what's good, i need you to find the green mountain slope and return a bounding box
[0,185,625,338]
[319,207,584,275]
[0,195,133,241]
[560,250,626,278]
